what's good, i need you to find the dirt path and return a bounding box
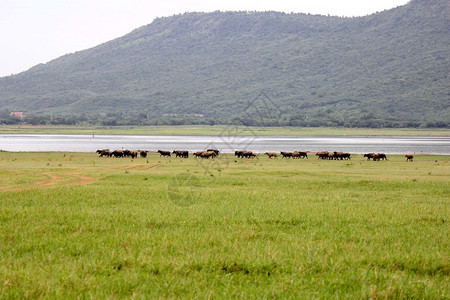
[34,172,63,187]
[2,164,160,192]
[64,172,97,186]
[2,171,97,192]
[119,164,161,170]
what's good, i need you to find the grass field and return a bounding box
[1,125,449,136]
[0,152,449,298]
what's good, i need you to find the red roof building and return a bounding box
[10,112,25,118]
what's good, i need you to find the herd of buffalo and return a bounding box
[96,149,415,161]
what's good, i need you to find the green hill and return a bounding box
[0,0,448,127]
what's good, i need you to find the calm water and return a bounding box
[1,134,449,155]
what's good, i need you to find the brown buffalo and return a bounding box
[199,151,217,159]
[193,151,205,158]
[241,151,257,159]
[316,151,329,159]
[372,153,381,161]
[96,149,111,157]
[405,154,414,162]
[207,149,220,156]
[327,152,337,160]
[265,152,278,159]
[292,152,301,159]
[139,150,148,158]
[193,151,215,159]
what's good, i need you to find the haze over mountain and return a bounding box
[0,0,448,127]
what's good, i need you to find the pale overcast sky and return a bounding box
[0,0,410,77]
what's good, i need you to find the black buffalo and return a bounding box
[157,150,171,157]
[280,151,293,158]
[293,151,308,159]
[173,150,189,158]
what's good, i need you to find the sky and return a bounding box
[0,0,410,77]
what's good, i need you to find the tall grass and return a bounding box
[0,152,448,298]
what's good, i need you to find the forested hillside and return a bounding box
[0,0,448,127]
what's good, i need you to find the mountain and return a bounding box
[0,0,448,127]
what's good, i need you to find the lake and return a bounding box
[1,134,449,155]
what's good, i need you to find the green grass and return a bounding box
[0,152,449,298]
[1,125,449,136]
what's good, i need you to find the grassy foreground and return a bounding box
[0,152,449,298]
[1,125,449,136]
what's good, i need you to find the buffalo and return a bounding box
[293,151,308,159]
[130,151,139,159]
[111,150,124,158]
[364,153,386,161]
[173,150,189,158]
[333,152,351,160]
[327,152,336,160]
[193,151,216,159]
[405,154,414,162]
[122,150,138,159]
[378,153,388,160]
[265,152,278,159]
[193,151,205,158]
[297,151,308,159]
[235,150,246,158]
[207,149,220,156]
[157,150,171,157]
[292,152,301,159]
[96,149,111,157]
[241,151,258,159]
[364,153,375,160]
[342,153,351,160]
[280,151,293,158]
[316,151,329,159]
[123,150,132,157]
[199,151,217,159]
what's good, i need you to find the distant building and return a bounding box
[10,112,25,118]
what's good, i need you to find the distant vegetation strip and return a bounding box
[0,125,449,136]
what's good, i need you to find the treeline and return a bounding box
[1,110,447,128]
